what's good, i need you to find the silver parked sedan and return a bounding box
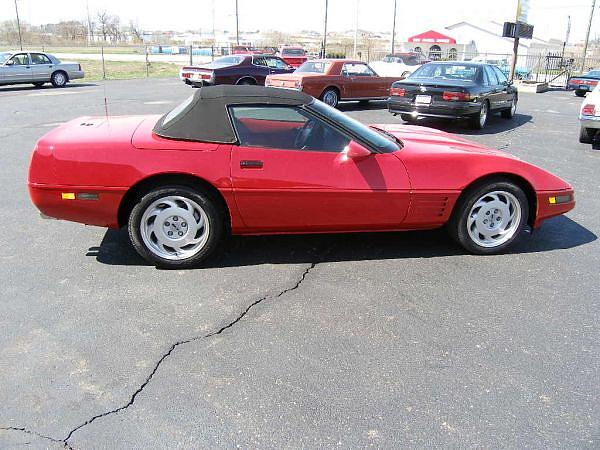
[0,51,84,88]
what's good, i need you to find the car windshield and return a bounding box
[309,100,401,153]
[282,48,305,56]
[0,52,12,63]
[296,61,331,73]
[215,55,244,65]
[410,63,478,81]
[586,70,600,78]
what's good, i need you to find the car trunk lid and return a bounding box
[394,79,476,102]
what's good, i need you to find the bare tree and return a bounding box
[129,20,143,43]
[56,20,87,41]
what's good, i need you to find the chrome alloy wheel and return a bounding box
[466,191,522,248]
[322,90,338,107]
[140,196,210,260]
[53,72,66,86]
[479,101,488,127]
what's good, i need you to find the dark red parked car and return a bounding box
[180,54,295,87]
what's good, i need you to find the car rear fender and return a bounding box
[117,172,235,232]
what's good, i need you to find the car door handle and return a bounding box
[240,160,263,169]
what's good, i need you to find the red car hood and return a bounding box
[373,123,516,157]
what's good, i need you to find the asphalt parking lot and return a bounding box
[1,79,598,449]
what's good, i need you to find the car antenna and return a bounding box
[103,81,109,119]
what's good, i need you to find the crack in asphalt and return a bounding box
[0,426,73,449]
[58,261,318,445]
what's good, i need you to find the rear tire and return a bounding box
[448,180,528,254]
[50,71,68,87]
[320,88,339,108]
[575,90,586,97]
[470,100,489,129]
[579,126,595,144]
[128,186,224,268]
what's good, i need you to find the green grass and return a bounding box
[73,59,180,81]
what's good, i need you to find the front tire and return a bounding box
[400,113,417,123]
[575,90,586,97]
[237,78,255,85]
[448,180,528,254]
[50,71,68,87]
[579,126,596,144]
[501,97,517,119]
[128,186,224,268]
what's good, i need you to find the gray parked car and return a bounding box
[0,51,84,88]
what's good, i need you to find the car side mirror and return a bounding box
[344,141,372,161]
[5,60,13,66]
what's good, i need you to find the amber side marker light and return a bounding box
[549,195,572,205]
[61,192,99,200]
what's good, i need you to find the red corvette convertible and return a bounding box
[29,86,575,268]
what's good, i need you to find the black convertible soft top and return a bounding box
[153,85,314,143]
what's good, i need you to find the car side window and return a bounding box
[230,105,350,153]
[265,57,288,69]
[484,66,499,85]
[492,66,508,84]
[253,56,267,67]
[342,63,375,77]
[481,67,490,86]
[31,53,51,65]
[9,53,29,65]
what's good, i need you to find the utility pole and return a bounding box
[581,0,596,72]
[235,0,240,45]
[561,15,571,60]
[14,0,23,51]
[391,0,397,54]
[86,0,92,46]
[322,0,329,58]
[353,0,359,58]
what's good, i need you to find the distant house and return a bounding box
[404,30,464,60]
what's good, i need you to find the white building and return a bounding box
[445,21,562,58]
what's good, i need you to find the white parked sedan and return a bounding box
[0,51,84,88]
[579,83,600,144]
[369,53,424,79]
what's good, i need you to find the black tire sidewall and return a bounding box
[580,126,594,144]
[501,97,517,119]
[449,181,529,254]
[321,88,339,108]
[128,186,223,268]
[51,71,67,87]
[470,101,488,129]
